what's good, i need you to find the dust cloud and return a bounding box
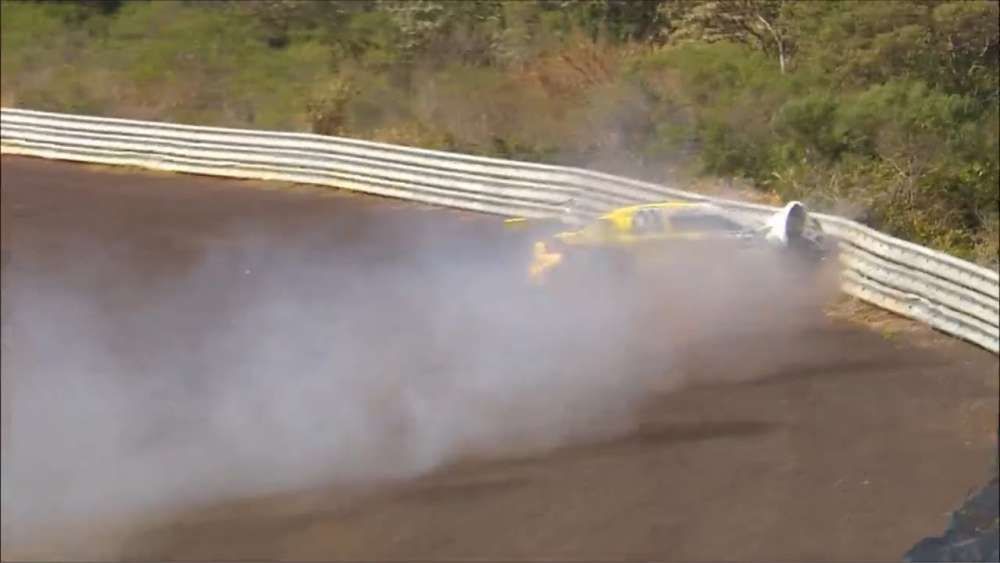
[0,215,836,558]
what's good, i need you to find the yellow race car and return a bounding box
[507,201,829,285]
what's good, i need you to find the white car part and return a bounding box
[764,201,809,246]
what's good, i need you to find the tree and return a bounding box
[378,0,505,65]
[665,0,793,73]
[236,1,373,48]
[931,1,999,103]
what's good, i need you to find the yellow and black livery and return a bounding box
[506,201,827,285]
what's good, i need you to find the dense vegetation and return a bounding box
[2,0,997,265]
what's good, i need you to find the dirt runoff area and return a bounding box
[1,155,997,561]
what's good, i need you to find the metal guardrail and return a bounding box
[2,107,997,353]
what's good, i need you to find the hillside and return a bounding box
[2,0,997,265]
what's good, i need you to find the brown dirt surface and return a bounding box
[2,155,997,561]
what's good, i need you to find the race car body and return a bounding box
[508,200,829,285]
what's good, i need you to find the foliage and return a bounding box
[663,1,794,73]
[1,0,997,264]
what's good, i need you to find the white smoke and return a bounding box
[0,218,835,559]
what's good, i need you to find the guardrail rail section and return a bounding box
[2,108,996,353]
